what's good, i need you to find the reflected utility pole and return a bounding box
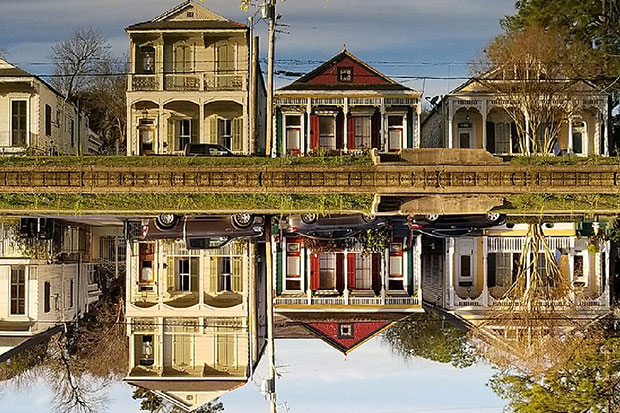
[263,0,276,158]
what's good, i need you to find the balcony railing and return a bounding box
[487,236,574,253]
[130,72,247,92]
[275,295,420,307]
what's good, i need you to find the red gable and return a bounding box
[304,321,391,354]
[306,56,391,86]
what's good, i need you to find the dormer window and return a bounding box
[338,67,353,83]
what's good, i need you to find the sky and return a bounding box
[0,0,518,104]
[0,336,507,413]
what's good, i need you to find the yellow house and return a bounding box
[126,0,266,156]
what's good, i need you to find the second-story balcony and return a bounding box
[130,72,247,93]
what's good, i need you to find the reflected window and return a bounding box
[319,116,336,149]
[338,324,354,338]
[44,281,51,313]
[573,121,585,155]
[285,115,301,153]
[319,253,336,289]
[177,119,192,152]
[355,254,372,290]
[10,266,25,315]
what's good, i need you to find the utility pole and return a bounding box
[263,0,276,158]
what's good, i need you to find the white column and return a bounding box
[199,100,205,144]
[415,104,422,149]
[301,108,307,156]
[380,102,387,152]
[306,98,312,154]
[343,251,349,305]
[447,238,455,308]
[482,236,489,307]
[594,116,601,155]
[416,235,422,300]
[158,316,164,368]
[381,248,387,304]
[482,110,487,151]
[306,249,312,305]
[158,103,165,154]
[447,116,454,149]
[126,105,133,156]
[198,255,204,307]
[568,117,573,154]
[343,112,348,153]
[603,114,609,156]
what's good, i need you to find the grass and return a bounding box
[0,193,374,214]
[502,194,620,214]
[0,154,373,168]
[510,155,620,166]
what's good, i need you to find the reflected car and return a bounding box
[408,213,506,238]
[287,213,388,240]
[184,143,235,157]
[141,214,264,249]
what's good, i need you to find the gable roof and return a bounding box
[279,49,412,92]
[126,0,246,32]
[0,58,31,78]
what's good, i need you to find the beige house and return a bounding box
[422,76,610,156]
[0,217,124,359]
[0,58,101,155]
[126,1,266,156]
[125,237,266,411]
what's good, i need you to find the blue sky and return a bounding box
[0,0,517,102]
[0,336,506,413]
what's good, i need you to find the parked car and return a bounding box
[408,213,506,238]
[184,143,235,157]
[287,213,388,240]
[141,214,264,249]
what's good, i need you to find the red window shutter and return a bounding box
[372,253,382,294]
[347,116,356,150]
[336,112,344,150]
[310,253,320,290]
[336,253,345,292]
[347,253,357,289]
[310,115,320,150]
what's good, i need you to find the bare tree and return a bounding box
[50,27,111,101]
[474,27,596,155]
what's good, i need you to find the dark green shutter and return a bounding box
[511,122,519,153]
[487,253,496,288]
[407,107,414,148]
[276,109,283,156]
[407,245,414,295]
[486,122,495,153]
[275,223,283,295]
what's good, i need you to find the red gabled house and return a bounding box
[274,48,422,156]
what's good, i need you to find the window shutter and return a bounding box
[371,110,381,149]
[209,256,218,293]
[232,117,243,152]
[310,253,320,290]
[336,112,344,150]
[372,253,381,294]
[336,253,345,292]
[511,122,519,153]
[191,258,199,292]
[190,119,198,144]
[347,253,356,289]
[232,257,242,292]
[167,256,175,292]
[309,115,320,150]
[407,107,414,148]
[275,109,283,156]
[486,121,495,153]
[167,118,175,152]
[208,116,218,144]
[347,116,356,150]
[487,253,497,288]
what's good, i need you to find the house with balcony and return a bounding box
[421,72,611,156]
[0,217,112,361]
[126,1,266,156]
[125,236,266,411]
[273,48,422,157]
[273,232,422,311]
[0,58,100,155]
[422,222,611,319]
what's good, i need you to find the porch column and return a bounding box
[199,100,205,144]
[594,116,601,155]
[343,112,348,153]
[381,247,387,305]
[306,249,312,305]
[242,99,249,154]
[603,114,609,156]
[482,236,489,307]
[126,105,133,155]
[447,115,454,149]
[416,235,423,300]
[301,107,307,156]
[605,240,611,300]
[415,104,422,149]
[198,255,204,307]
[158,316,164,369]
[157,37,164,91]
[482,104,487,151]
[447,238,455,307]
[343,250,349,305]
[380,99,386,152]
[158,103,165,154]
[306,98,312,154]
[568,118,573,154]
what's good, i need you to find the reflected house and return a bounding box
[126,0,266,156]
[0,217,118,360]
[422,222,611,315]
[125,236,266,411]
[0,58,101,155]
[421,72,610,156]
[273,48,422,156]
[273,232,422,311]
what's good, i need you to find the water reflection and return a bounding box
[0,213,618,411]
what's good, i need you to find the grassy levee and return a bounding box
[502,193,620,214]
[510,155,620,166]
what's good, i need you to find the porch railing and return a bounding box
[487,236,574,253]
[275,295,420,307]
[164,74,200,91]
[130,73,247,92]
[132,74,159,91]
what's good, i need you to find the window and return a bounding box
[99,236,126,264]
[218,257,232,292]
[319,116,335,149]
[69,279,74,308]
[355,254,372,289]
[574,255,585,285]
[338,324,354,338]
[44,281,51,313]
[70,119,75,147]
[11,100,27,147]
[186,11,194,18]
[388,116,403,151]
[139,46,155,74]
[218,119,232,149]
[338,67,353,82]
[177,258,192,291]
[573,121,585,155]
[45,104,52,136]
[285,115,301,152]
[10,266,26,315]
[354,117,371,149]
[174,45,192,73]
[460,255,471,278]
[319,253,336,289]
[177,119,191,151]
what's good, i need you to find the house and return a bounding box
[125,235,266,411]
[421,74,611,156]
[273,231,423,311]
[422,221,611,315]
[0,58,100,155]
[125,0,266,156]
[0,217,118,360]
[273,48,422,156]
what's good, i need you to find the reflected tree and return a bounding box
[132,388,224,413]
[383,313,476,368]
